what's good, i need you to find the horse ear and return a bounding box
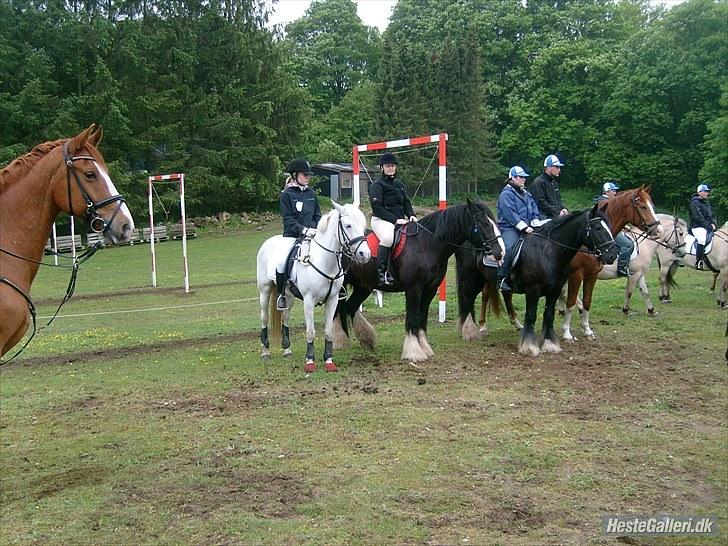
[88,125,103,148]
[330,199,343,214]
[67,125,95,155]
[592,202,602,215]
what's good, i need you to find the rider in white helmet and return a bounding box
[597,181,632,277]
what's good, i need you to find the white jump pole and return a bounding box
[352,133,449,321]
[51,223,58,265]
[148,173,189,293]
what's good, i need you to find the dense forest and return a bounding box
[0,0,725,221]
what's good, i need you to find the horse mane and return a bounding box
[0,139,65,195]
[537,208,590,234]
[418,202,492,241]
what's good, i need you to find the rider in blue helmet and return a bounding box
[597,181,632,277]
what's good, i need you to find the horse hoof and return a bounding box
[283,348,293,358]
[304,362,316,373]
[622,307,630,316]
[261,353,270,360]
[586,334,597,341]
[324,361,338,372]
[563,336,575,343]
[648,308,658,317]
[662,298,672,304]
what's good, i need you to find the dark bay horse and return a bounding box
[0,125,135,358]
[332,200,501,362]
[562,187,661,341]
[479,205,618,356]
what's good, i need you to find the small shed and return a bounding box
[312,162,378,202]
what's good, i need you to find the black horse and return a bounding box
[332,200,502,362]
[460,204,618,356]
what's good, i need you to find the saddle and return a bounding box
[366,225,409,261]
[684,232,718,271]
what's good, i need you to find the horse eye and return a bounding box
[85,171,97,180]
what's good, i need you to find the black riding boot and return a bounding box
[695,243,705,270]
[377,245,394,286]
[276,271,288,310]
[617,260,631,277]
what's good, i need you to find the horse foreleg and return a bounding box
[303,298,316,370]
[637,274,657,316]
[580,276,598,340]
[519,292,540,356]
[402,288,429,362]
[259,286,272,358]
[417,290,436,358]
[622,272,639,316]
[504,292,521,330]
[719,274,727,308]
[540,291,562,353]
[322,295,339,372]
[457,271,482,341]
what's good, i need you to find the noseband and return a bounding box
[337,216,367,259]
[63,142,126,234]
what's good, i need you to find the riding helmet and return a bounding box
[379,152,398,167]
[288,158,314,176]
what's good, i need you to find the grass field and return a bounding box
[1,219,726,545]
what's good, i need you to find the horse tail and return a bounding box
[665,260,680,290]
[483,269,502,319]
[269,291,282,343]
[336,299,351,338]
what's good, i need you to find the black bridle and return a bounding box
[470,208,501,256]
[630,193,660,234]
[63,141,127,234]
[584,214,618,260]
[1,143,126,364]
[306,213,368,302]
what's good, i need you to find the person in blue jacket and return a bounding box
[496,166,543,293]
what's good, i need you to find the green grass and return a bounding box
[1,220,726,545]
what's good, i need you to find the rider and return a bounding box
[689,183,717,270]
[496,166,542,293]
[369,152,417,286]
[276,158,322,310]
[530,154,569,220]
[597,181,632,277]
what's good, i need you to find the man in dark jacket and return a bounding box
[369,152,416,286]
[530,154,568,220]
[689,183,717,270]
[276,158,322,309]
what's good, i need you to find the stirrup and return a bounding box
[379,273,394,286]
[696,260,705,271]
[617,266,630,277]
[498,278,512,293]
[276,295,288,310]
[338,286,348,300]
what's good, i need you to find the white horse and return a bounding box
[656,219,728,308]
[256,201,371,372]
[562,214,687,340]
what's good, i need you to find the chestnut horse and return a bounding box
[0,125,135,359]
[562,186,661,341]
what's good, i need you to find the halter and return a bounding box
[63,141,127,234]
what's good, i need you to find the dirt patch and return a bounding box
[19,464,111,501]
[115,472,312,520]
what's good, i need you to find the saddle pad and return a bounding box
[366,229,407,260]
[683,234,714,256]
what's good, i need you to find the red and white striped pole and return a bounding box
[352,133,449,321]
[148,173,189,293]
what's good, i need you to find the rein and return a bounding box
[406,208,500,254]
[530,215,613,257]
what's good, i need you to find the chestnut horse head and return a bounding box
[599,186,662,238]
[0,124,135,358]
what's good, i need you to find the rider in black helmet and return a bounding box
[275,158,321,310]
[369,152,417,286]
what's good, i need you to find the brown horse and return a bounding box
[0,125,135,358]
[562,186,661,341]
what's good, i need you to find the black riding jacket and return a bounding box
[369,174,414,224]
[689,195,717,230]
[529,172,565,219]
[280,184,321,237]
